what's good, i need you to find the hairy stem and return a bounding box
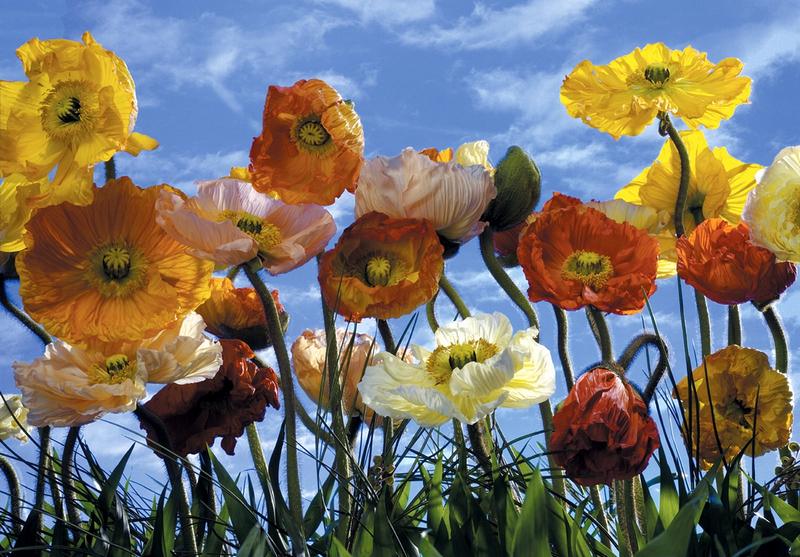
[62,426,82,527]
[658,113,691,237]
[376,319,396,495]
[760,304,788,373]
[727,304,742,346]
[552,305,574,391]
[586,306,613,363]
[694,290,712,358]
[0,455,22,534]
[438,273,470,320]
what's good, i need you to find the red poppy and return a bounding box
[550,367,660,486]
[139,339,280,456]
[676,218,796,305]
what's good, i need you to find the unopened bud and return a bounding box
[483,146,541,231]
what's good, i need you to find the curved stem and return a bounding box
[466,421,492,477]
[32,427,51,538]
[0,455,22,534]
[426,292,440,333]
[695,290,712,358]
[246,423,271,505]
[197,449,216,547]
[728,305,742,346]
[586,306,613,363]
[47,446,65,523]
[226,265,240,281]
[62,426,82,527]
[552,305,574,391]
[438,273,470,319]
[479,229,539,331]
[0,275,51,345]
[760,304,788,373]
[617,334,669,404]
[242,261,304,537]
[658,113,691,237]
[135,406,198,555]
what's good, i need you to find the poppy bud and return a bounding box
[550,366,660,486]
[483,146,541,232]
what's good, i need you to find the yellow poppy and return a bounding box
[16,177,213,347]
[0,174,45,256]
[561,43,751,139]
[673,346,793,469]
[0,32,157,205]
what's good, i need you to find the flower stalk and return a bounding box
[695,290,712,357]
[0,455,22,534]
[658,112,691,237]
[62,426,82,527]
[728,305,742,346]
[552,305,575,390]
[438,273,470,320]
[586,305,613,363]
[760,304,788,373]
[376,318,396,494]
[242,261,304,538]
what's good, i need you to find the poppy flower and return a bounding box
[560,43,750,139]
[0,32,157,205]
[550,366,660,486]
[139,339,280,456]
[13,312,222,427]
[517,195,658,314]
[493,219,527,267]
[355,148,495,243]
[16,178,214,347]
[0,174,45,260]
[197,277,288,350]
[674,346,793,469]
[0,395,30,442]
[358,312,555,426]
[742,146,800,262]
[318,212,444,321]
[677,218,796,305]
[156,178,335,273]
[249,79,364,206]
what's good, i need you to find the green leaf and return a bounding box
[418,532,445,557]
[239,525,270,557]
[657,446,679,528]
[636,481,709,557]
[143,488,176,557]
[512,469,551,557]
[209,450,259,544]
[423,455,444,533]
[492,475,519,556]
[303,472,336,535]
[330,537,354,557]
[202,504,229,557]
[373,489,398,556]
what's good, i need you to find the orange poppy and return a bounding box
[517,194,658,314]
[16,177,213,347]
[318,212,443,321]
[249,79,364,206]
[196,277,288,350]
[676,218,796,305]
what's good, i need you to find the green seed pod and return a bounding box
[483,146,541,232]
[789,441,800,452]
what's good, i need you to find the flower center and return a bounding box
[102,247,131,280]
[224,211,282,252]
[89,354,137,385]
[732,397,754,428]
[236,214,263,235]
[365,256,392,287]
[40,80,97,141]
[644,64,670,86]
[562,250,614,290]
[426,339,498,385]
[293,115,333,155]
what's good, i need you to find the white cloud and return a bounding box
[401,0,598,50]
[316,0,436,25]
[725,9,800,80]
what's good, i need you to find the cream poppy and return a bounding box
[358,312,555,426]
[156,178,336,273]
[355,148,496,243]
[0,395,30,442]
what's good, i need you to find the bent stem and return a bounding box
[478,228,539,331]
[376,319,396,495]
[658,113,690,237]
[552,305,575,391]
[586,306,613,363]
[246,423,272,505]
[617,333,669,405]
[438,273,470,320]
[466,420,493,478]
[760,304,788,373]
[0,455,22,534]
[242,261,304,539]
[33,426,51,537]
[727,305,742,346]
[588,485,611,547]
[694,290,712,357]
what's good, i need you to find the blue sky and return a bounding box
[2,0,800,503]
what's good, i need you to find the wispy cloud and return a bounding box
[316,0,436,25]
[401,0,598,50]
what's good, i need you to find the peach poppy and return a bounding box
[249,79,364,206]
[140,339,280,456]
[197,277,288,350]
[676,218,796,305]
[16,177,214,347]
[156,178,335,273]
[517,195,658,314]
[355,148,495,243]
[318,212,443,321]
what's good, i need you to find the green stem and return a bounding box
[552,305,574,391]
[32,427,51,539]
[760,304,788,373]
[478,228,539,330]
[226,265,240,281]
[47,446,65,523]
[438,273,470,319]
[695,290,712,358]
[540,401,566,500]
[246,423,271,504]
[0,455,22,534]
[135,406,198,555]
[613,480,634,556]
[727,305,742,346]
[376,319,396,495]
[452,419,468,474]
[426,292,440,333]
[104,157,116,182]
[62,426,82,527]
[589,485,611,547]
[321,291,352,542]
[466,421,492,477]
[623,480,640,553]
[658,113,691,237]
[242,262,304,537]
[0,275,51,345]
[586,306,613,363]
[197,449,216,548]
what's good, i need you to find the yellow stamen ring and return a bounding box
[562,250,614,290]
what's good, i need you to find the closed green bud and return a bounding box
[483,146,541,232]
[789,441,799,452]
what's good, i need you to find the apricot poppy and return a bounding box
[550,366,660,486]
[16,177,213,347]
[517,196,658,314]
[197,278,288,350]
[249,79,364,206]
[139,339,280,456]
[677,219,796,305]
[318,212,443,321]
